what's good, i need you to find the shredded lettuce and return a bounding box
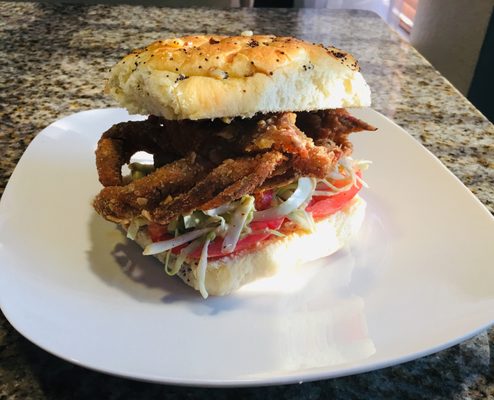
[316,157,371,196]
[137,156,370,295]
[162,229,179,275]
[167,238,202,276]
[129,162,155,181]
[253,177,316,221]
[288,209,316,233]
[163,248,172,273]
[197,232,215,299]
[183,211,209,229]
[127,217,149,240]
[143,227,215,255]
[265,229,286,237]
[222,196,255,254]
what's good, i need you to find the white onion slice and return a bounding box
[204,203,234,216]
[222,196,255,254]
[143,227,214,255]
[253,177,316,221]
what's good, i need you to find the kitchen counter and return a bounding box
[0,2,493,399]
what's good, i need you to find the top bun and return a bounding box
[107,33,371,120]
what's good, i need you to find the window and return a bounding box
[393,0,419,34]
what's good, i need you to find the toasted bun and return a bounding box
[133,196,366,296]
[107,34,371,120]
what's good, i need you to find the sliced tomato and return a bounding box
[249,217,284,231]
[145,169,363,259]
[254,189,274,211]
[147,217,285,260]
[197,232,272,259]
[147,223,170,242]
[189,217,284,259]
[306,171,362,220]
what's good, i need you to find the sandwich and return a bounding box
[93,33,376,298]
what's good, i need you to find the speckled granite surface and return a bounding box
[0,2,493,399]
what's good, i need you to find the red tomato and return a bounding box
[197,232,272,259]
[254,189,274,211]
[306,171,362,220]
[147,218,285,260]
[249,217,284,231]
[189,217,284,259]
[323,165,358,189]
[147,223,170,242]
[145,169,364,259]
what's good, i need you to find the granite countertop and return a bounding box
[0,2,493,399]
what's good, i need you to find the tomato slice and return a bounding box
[189,217,284,259]
[145,169,364,259]
[249,217,284,231]
[147,223,170,242]
[254,189,274,211]
[147,218,285,260]
[306,171,362,220]
[197,232,272,259]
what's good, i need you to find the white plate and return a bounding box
[0,108,493,386]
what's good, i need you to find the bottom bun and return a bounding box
[134,196,366,296]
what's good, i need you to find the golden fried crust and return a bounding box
[107,34,371,120]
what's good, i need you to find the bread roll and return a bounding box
[107,34,371,120]
[133,196,366,296]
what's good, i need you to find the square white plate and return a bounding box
[0,108,492,386]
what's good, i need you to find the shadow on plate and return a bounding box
[86,212,259,313]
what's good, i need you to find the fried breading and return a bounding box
[93,154,207,223]
[147,151,285,224]
[297,108,376,154]
[95,117,177,187]
[93,109,374,225]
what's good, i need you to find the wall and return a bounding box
[411,0,493,95]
